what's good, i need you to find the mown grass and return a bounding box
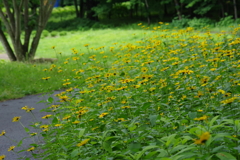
[1,24,240,159]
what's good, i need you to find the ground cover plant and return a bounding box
[0,28,158,101]
[1,23,240,160]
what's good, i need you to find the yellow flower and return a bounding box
[21,106,28,110]
[99,113,108,118]
[30,132,37,136]
[84,44,89,47]
[27,147,35,152]
[218,89,225,94]
[26,107,35,112]
[77,139,90,147]
[42,77,50,80]
[62,115,71,120]
[0,155,6,160]
[55,124,63,127]
[0,130,6,136]
[12,116,21,122]
[122,106,131,109]
[193,132,210,144]
[42,115,52,119]
[141,67,148,72]
[197,109,203,112]
[72,120,80,124]
[8,146,15,151]
[114,118,126,122]
[194,115,208,121]
[40,125,49,129]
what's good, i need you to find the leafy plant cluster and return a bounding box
[1,24,240,160]
[170,16,240,29]
[44,5,240,33]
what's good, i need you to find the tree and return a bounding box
[0,0,56,61]
[73,0,84,18]
[232,0,238,20]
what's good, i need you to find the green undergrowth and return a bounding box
[0,57,78,101]
[1,24,240,160]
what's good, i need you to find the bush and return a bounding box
[171,16,190,28]
[187,18,214,29]
[59,31,67,36]
[217,16,235,26]
[42,30,49,38]
[50,31,58,37]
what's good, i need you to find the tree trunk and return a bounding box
[0,0,56,61]
[86,0,99,21]
[144,0,151,25]
[0,28,16,61]
[29,0,56,59]
[79,0,84,18]
[233,0,238,20]
[174,0,182,20]
[74,0,80,18]
[219,0,225,18]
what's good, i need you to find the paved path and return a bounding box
[0,91,61,160]
[0,54,9,60]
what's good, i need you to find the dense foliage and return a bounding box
[1,24,239,159]
[59,0,239,22]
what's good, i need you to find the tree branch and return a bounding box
[29,0,56,58]
[0,9,14,37]
[0,28,16,61]
[2,0,15,32]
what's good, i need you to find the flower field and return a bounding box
[2,24,240,159]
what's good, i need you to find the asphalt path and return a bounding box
[0,91,62,160]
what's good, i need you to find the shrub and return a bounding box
[59,31,67,36]
[42,30,49,38]
[187,18,214,29]
[50,31,58,37]
[171,16,190,28]
[217,16,235,26]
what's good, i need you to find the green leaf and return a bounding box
[212,146,225,153]
[135,146,159,160]
[52,116,58,124]
[216,152,236,160]
[160,117,170,123]
[120,72,125,76]
[188,112,197,119]
[128,142,142,153]
[24,127,30,132]
[156,149,168,158]
[174,146,197,155]
[128,124,137,131]
[71,148,80,158]
[17,140,23,147]
[78,128,85,138]
[142,102,151,109]
[103,136,120,153]
[149,114,158,126]
[170,145,187,154]
[103,139,112,152]
[47,97,54,103]
[166,134,177,147]
[209,116,219,127]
